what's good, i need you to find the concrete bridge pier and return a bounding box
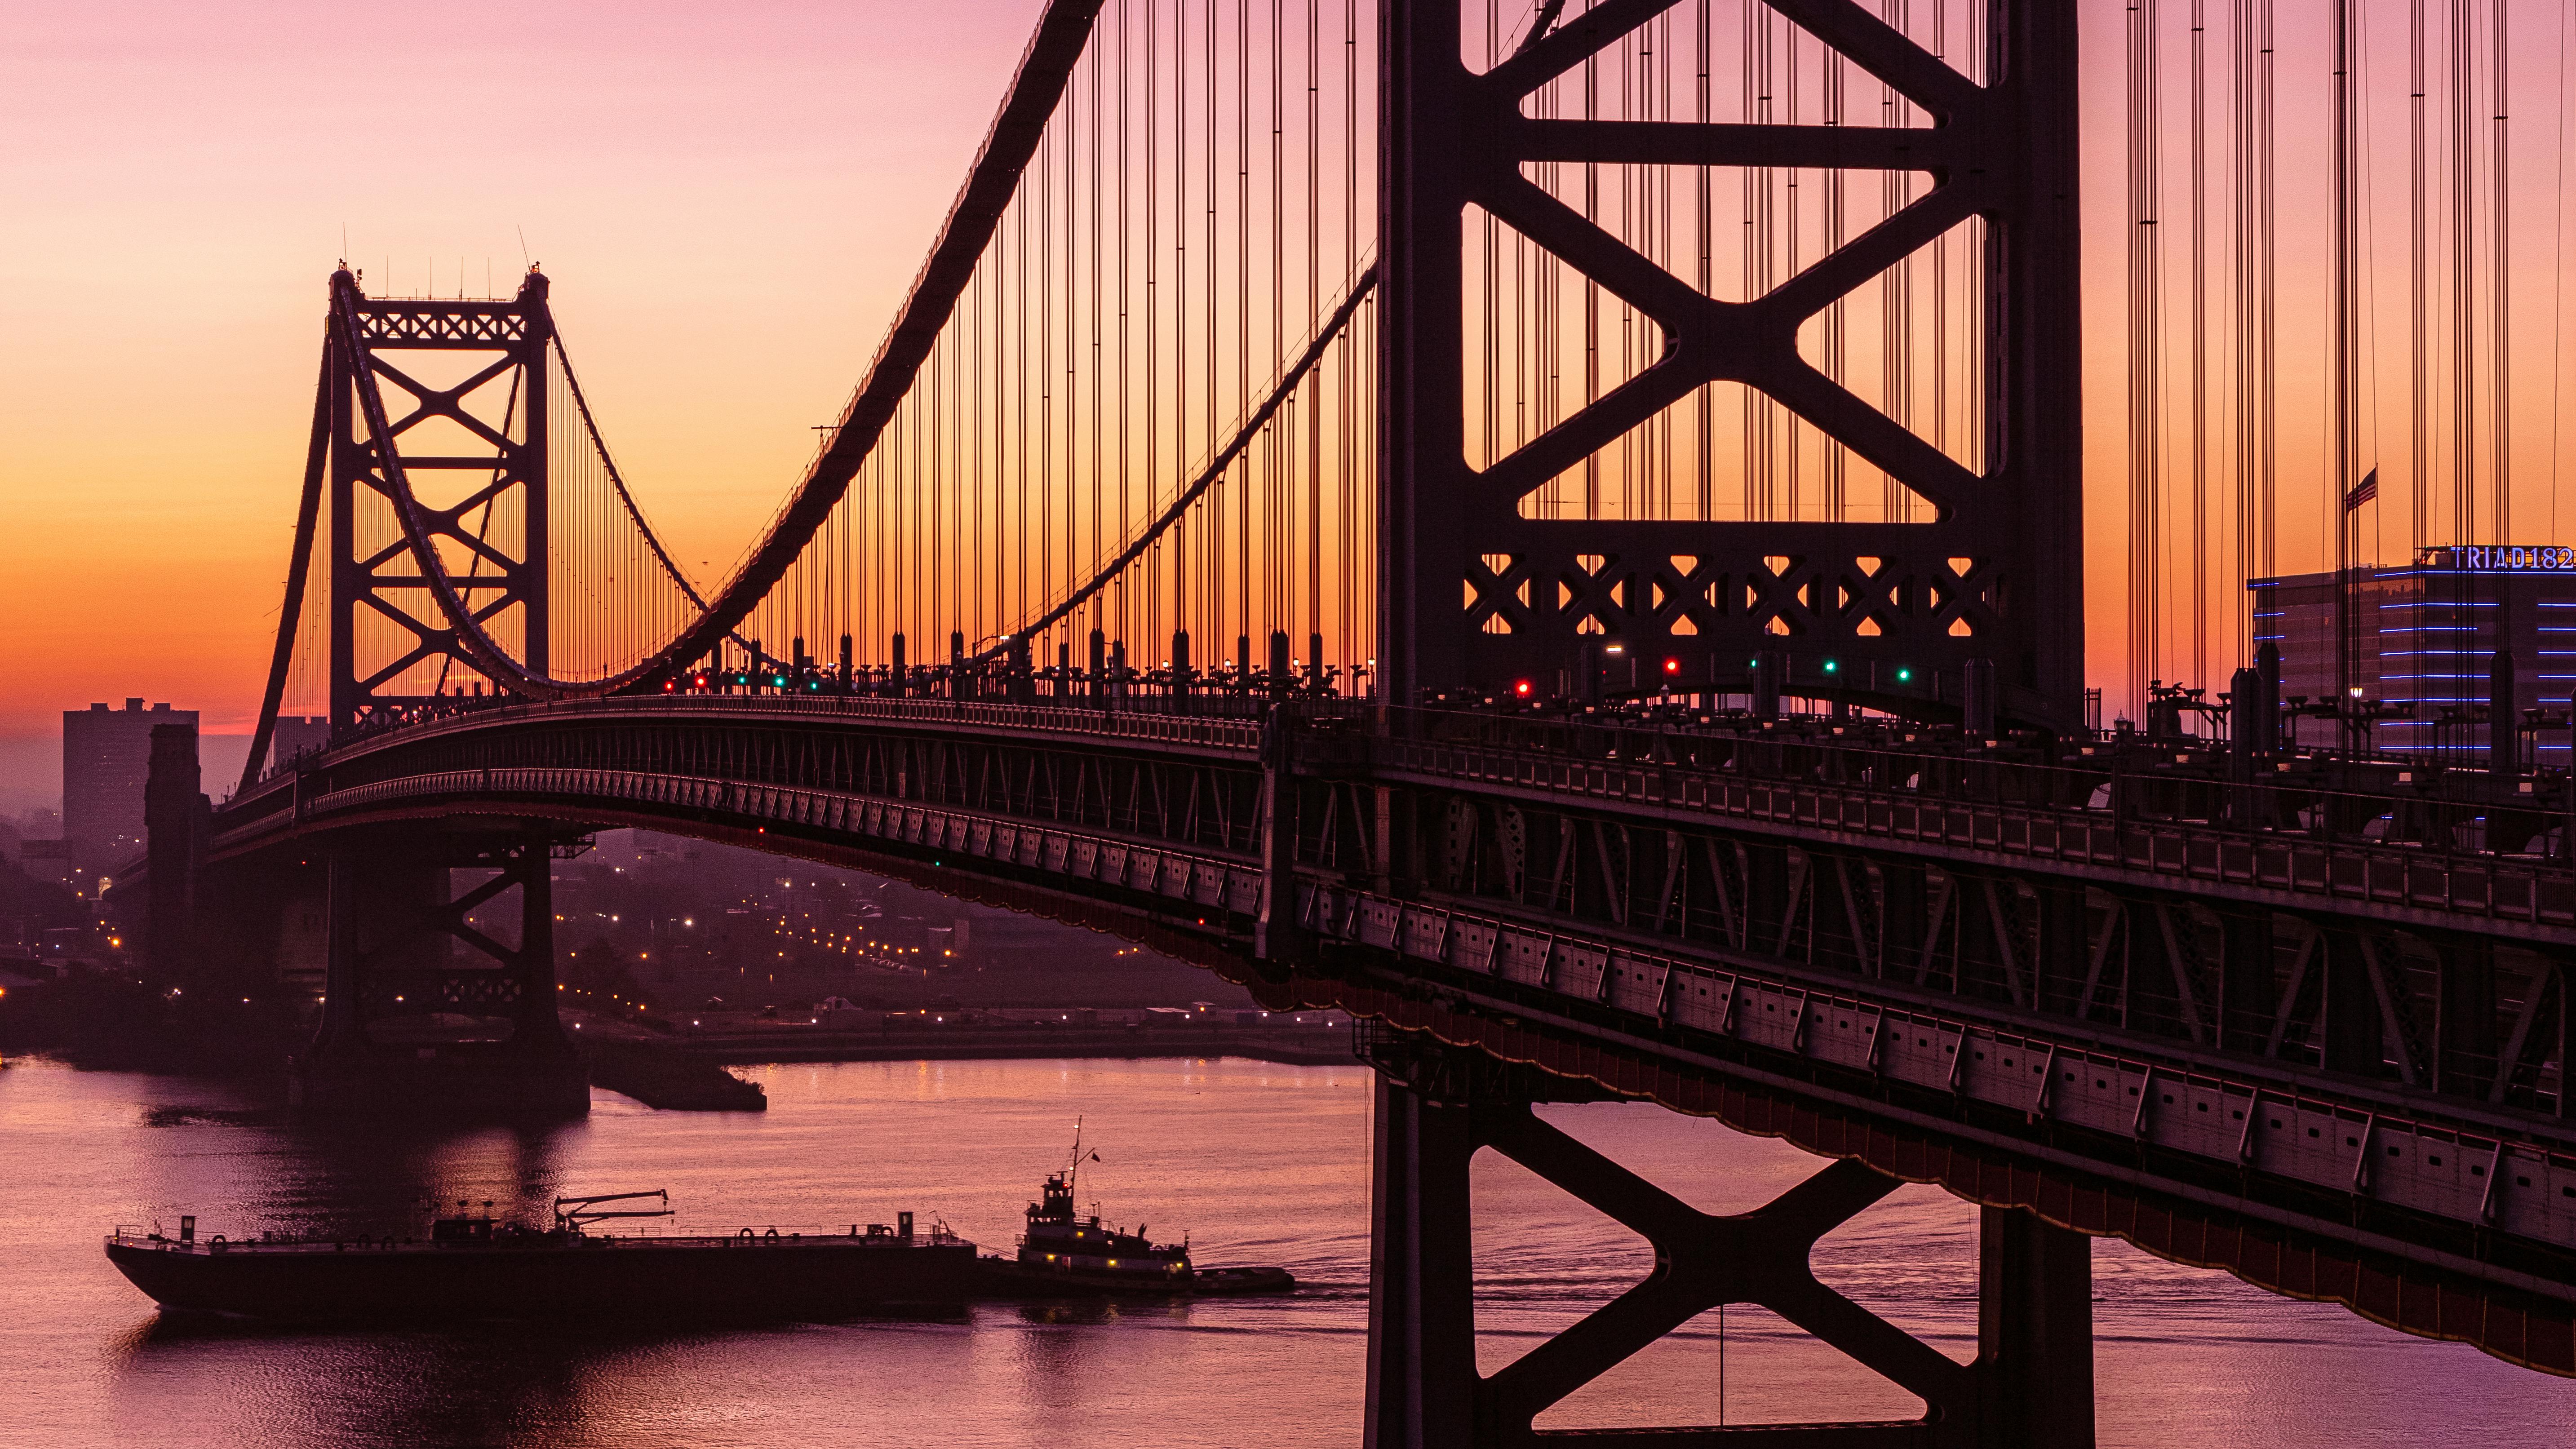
[1360,1029,2093,1448]
[289,823,588,1117]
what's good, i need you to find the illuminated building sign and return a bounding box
[2414,544,2576,573]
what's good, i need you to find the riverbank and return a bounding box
[579,1015,1356,1071]
[576,1037,769,1110]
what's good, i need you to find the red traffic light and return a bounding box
[1663,657,1681,674]
[1513,679,1533,696]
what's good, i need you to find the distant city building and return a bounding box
[2250,545,2576,758]
[62,699,197,878]
[14,837,72,890]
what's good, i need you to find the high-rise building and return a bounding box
[62,699,198,879]
[2249,545,2576,759]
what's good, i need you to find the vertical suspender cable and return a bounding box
[1694,0,1711,519]
[2189,0,2208,689]
[1823,11,1846,521]
[2128,0,2164,711]
[1307,0,1322,649]
[2492,0,2510,541]
[1929,0,1948,511]
[2331,0,2358,695]
[1783,14,1802,521]
[2412,0,2430,551]
[2257,0,2275,581]
[1183,0,1197,647]
[2452,0,2478,542]
[1883,0,1910,522]
[2553,0,2573,545]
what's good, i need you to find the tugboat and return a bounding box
[1011,1164,1195,1289]
[988,1131,1294,1296]
[105,1191,981,1324]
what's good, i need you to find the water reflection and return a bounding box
[13,1058,2576,1449]
[112,1318,621,1446]
[128,1108,593,1242]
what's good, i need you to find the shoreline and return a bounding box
[633,1025,1358,1070]
[0,1022,1359,1112]
[575,1025,1356,1107]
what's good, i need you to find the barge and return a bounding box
[106,1192,980,1324]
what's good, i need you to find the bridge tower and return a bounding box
[1367,3,2093,1440]
[324,266,553,727]
[1379,0,2083,732]
[284,267,587,1113]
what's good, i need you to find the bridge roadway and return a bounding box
[201,692,2576,1371]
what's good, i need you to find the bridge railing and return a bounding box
[232,691,1291,797]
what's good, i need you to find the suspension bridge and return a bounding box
[109,0,2576,1443]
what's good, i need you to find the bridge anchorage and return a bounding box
[123,0,2576,1434]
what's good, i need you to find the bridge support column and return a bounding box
[1973,1207,2095,1449]
[1363,1073,1479,1449]
[142,721,206,982]
[1255,709,1305,967]
[1358,1029,2095,1447]
[290,825,587,1118]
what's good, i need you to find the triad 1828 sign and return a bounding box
[2414,544,2576,573]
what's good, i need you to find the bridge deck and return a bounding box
[183,696,2576,1369]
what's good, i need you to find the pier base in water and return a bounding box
[290,824,590,1120]
[288,1046,591,1119]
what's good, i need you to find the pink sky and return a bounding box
[2,0,2569,801]
[0,0,1043,773]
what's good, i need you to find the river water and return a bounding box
[3,1053,2570,1448]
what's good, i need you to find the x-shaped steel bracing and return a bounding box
[1468,1103,1964,1442]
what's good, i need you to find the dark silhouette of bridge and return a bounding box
[117,1,2576,1443]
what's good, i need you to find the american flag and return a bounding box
[2343,468,2378,513]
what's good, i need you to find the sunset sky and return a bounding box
[4,0,2570,805]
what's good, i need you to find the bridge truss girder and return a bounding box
[1380,0,2083,727]
[1398,784,2576,1121]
